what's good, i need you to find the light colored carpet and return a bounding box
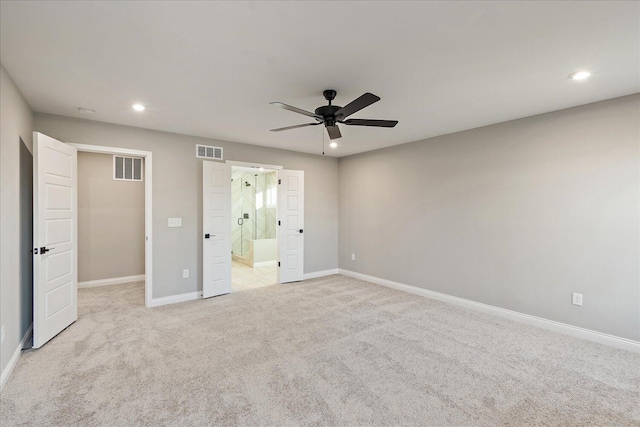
[1,275,639,426]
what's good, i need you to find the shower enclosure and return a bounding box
[231,168,277,265]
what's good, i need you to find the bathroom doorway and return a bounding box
[231,166,278,292]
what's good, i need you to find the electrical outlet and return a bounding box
[351,253,356,261]
[182,269,189,279]
[1,325,5,344]
[572,293,583,306]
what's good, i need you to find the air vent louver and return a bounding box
[114,155,143,181]
[196,144,223,160]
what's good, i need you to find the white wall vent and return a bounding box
[196,144,223,160]
[114,155,143,181]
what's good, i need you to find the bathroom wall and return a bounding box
[231,169,278,257]
[256,171,277,240]
[231,170,254,256]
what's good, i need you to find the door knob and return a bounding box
[204,234,210,239]
[299,229,303,234]
[40,246,54,254]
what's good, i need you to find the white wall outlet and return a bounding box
[1,325,5,344]
[168,217,182,228]
[182,269,189,279]
[351,253,356,261]
[572,293,583,306]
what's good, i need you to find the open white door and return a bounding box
[277,170,304,283]
[203,161,232,298]
[33,132,78,348]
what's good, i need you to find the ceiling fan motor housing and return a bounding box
[315,105,341,127]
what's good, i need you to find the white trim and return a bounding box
[253,260,277,268]
[78,275,145,289]
[338,269,640,353]
[304,269,340,280]
[69,143,153,308]
[148,291,203,308]
[1,324,32,392]
[225,160,283,170]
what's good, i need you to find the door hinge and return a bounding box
[278,220,281,226]
[278,179,281,184]
[278,262,280,267]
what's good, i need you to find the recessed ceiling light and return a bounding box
[329,142,338,148]
[132,103,145,112]
[568,71,591,80]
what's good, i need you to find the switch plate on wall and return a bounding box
[351,253,356,261]
[572,293,583,306]
[182,269,189,279]
[168,218,182,227]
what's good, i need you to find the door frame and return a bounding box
[68,143,153,308]
[226,160,283,171]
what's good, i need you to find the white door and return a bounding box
[203,161,231,298]
[33,132,78,348]
[278,170,304,283]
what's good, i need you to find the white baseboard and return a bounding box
[304,269,340,280]
[1,323,33,392]
[79,274,145,289]
[338,269,640,353]
[253,260,277,268]
[148,291,202,308]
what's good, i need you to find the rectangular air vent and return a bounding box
[196,144,223,160]
[114,156,143,181]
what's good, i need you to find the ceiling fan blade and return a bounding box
[326,125,342,140]
[343,119,398,128]
[270,122,322,132]
[270,102,322,120]
[334,93,380,119]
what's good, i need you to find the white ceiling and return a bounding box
[1,2,638,157]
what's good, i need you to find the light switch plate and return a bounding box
[572,293,583,306]
[168,218,182,227]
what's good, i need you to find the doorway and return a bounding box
[202,160,304,299]
[19,138,33,341]
[231,166,278,292]
[69,143,153,308]
[76,152,146,308]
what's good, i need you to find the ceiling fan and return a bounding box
[270,90,398,140]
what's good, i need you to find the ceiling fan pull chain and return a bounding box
[322,125,325,155]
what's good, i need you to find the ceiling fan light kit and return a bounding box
[270,89,398,140]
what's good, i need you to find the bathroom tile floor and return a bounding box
[232,260,278,292]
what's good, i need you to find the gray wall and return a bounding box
[18,139,33,356]
[339,94,639,341]
[35,113,339,299]
[1,65,34,376]
[78,152,145,282]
